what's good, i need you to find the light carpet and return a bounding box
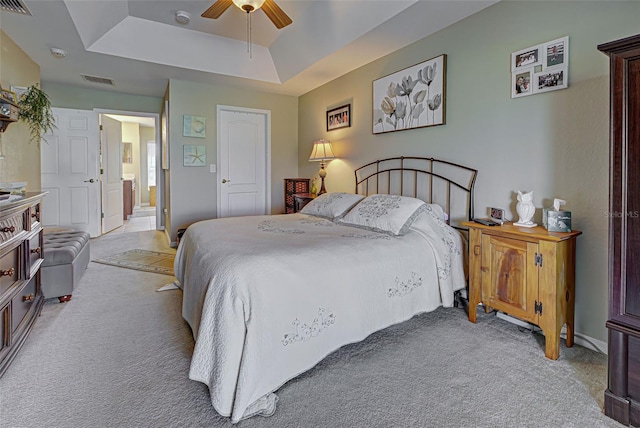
[0,230,622,428]
[92,248,175,276]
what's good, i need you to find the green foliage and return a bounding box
[17,84,56,144]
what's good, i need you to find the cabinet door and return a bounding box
[608,43,640,329]
[481,235,539,323]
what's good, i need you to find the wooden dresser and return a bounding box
[463,221,581,360]
[598,34,640,426]
[0,192,46,377]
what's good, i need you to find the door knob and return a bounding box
[222,179,231,184]
[84,178,96,183]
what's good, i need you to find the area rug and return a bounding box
[93,249,175,276]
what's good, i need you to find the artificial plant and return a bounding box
[17,84,56,144]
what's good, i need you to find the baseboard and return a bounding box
[495,311,608,355]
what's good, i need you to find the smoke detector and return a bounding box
[50,47,66,58]
[175,11,190,24]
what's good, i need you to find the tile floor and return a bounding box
[107,206,157,234]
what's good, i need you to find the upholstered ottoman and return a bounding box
[41,230,90,302]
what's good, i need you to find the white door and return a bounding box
[101,115,124,233]
[217,106,270,218]
[41,108,100,237]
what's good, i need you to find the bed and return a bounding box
[174,157,477,423]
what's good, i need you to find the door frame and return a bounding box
[94,109,163,231]
[216,105,272,218]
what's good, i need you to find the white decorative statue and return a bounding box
[514,190,537,228]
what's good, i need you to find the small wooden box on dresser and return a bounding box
[599,34,640,427]
[462,221,581,360]
[0,192,46,377]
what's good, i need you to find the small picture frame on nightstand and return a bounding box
[490,207,505,224]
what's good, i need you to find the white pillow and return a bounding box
[300,192,364,220]
[338,194,427,236]
[426,203,446,222]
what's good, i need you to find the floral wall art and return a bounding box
[373,54,446,134]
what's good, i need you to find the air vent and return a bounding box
[1,0,31,15]
[81,75,115,86]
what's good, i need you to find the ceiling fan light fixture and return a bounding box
[232,0,265,13]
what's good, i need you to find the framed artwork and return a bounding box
[511,45,541,71]
[1,89,17,103]
[533,69,567,94]
[161,100,169,170]
[373,54,446,134]
[511,36,569,98]
[183,115,206,138]
[122,142,133,164]
[183,144,206,167]
[511,68,533,98]
[543,36,569,69]
[327,104,350,131]
[10,86,28,102]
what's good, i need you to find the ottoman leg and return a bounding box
[58,295,72,303]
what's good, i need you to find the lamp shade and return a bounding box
[309,139,336,162]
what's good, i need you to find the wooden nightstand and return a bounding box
[462,221,582,360]
[293,193,316,213]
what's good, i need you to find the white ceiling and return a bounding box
[0,0,498,98]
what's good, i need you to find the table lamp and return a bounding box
[308,139,336,195]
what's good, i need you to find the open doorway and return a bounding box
[98,111,162,235]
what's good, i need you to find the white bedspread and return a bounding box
[174,210,465,423]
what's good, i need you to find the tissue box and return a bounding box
[547,210,572,232]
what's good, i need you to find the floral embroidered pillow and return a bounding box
[300,192,364,220]
[338,194,427,235]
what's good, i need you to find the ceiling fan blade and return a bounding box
[201,0,233,19]
[261,0,292,29]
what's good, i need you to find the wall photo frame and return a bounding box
[511,45,541,71]
[183,115,206,138]
[543,36,569,69]
[183,144,206,167]
[373,54,446,134]
[533,69,567,94]
[327,104,350,131]
[511,36,569,98]
[511,68,533,98]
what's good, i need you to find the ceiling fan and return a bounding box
[201,0,293,29]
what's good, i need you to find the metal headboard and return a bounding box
[354,156,477,227]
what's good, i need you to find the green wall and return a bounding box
[166,79,298,242]
[42,82,163,114]
[298,0,640,344]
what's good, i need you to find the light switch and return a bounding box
[210,164,216,173]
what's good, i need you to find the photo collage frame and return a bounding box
[511,36,569,98]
